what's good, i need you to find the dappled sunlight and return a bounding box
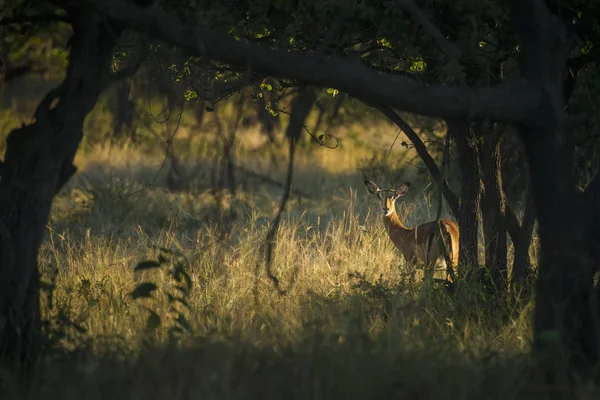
[39,141,534,372]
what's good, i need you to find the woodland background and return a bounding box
[1,0,600,398]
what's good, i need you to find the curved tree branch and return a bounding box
[87,0,541,124]
[374,104,460,217]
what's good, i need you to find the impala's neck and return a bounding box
[382,208,410,232]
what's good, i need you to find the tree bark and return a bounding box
[583,174,600,277]
[522,121,596,382]
[448,119,481,269]
[479,126,508,291]
[507,0,599,382]
[113,77,135,140]
[0,9,118,372]
[510,189,536,291]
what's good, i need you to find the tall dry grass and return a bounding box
[0,97,574,399]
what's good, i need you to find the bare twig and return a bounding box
[258,87,317,296]
[118,102,183,198]
[0,14,69,26]
[377,128,402,186]
[231,163,312,198]
[271,106,339,149]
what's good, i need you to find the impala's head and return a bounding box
[364,180,411,216]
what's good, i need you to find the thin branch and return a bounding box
[231,163,312,198]
[0,14,69,26]
[260,87,318,296]
[374,104,460,217]
[377,129,402,186]
[118,102,183,198]
[89,0,541,124]
[271,105,339,149]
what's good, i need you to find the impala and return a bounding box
[364,180,459,282]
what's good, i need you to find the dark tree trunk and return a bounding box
[448,119,481,269]
[479,127,508,291]
[507,0,600,382]
[582,175,600,359]
[510,189,536,291]
[583,175,600,276]
[113,77,135,140]
[521,121,597,381]
[0,10,118,372]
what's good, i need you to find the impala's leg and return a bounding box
[445,257,455,282]
[424,252,437,283]
[423,238,440,283]
[440,232,455,282]
[423,260,435,283]
[404,257,417,284]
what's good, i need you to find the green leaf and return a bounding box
[73,322,88,334]
[176,313,193,333]
[167,294,192,311]
[168,326,184,339]
[260,83,273,91]
[409,58,426,72]
[131,282,158,299]
[134,260,162,272]
[145,309,161,333]
[175,268,193,292]
[175,284,190,298]
[184,89,198,101]
[581,39,593,55]
[377,37,392,48]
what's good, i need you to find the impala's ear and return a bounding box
[364,180,380,195]
[395,182,411,197]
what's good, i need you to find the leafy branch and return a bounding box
[131,248,194,345]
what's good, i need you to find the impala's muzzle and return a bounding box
[378,190,395,216]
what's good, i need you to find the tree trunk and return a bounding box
[448,119,481,269]
[507,0,599,382]
[479,126,508,292]
[0,10,118,372]
[522,121,597,382]
[510,189,536,291]
[113,77,135,140]
[583,174,600,277]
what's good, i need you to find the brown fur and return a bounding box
[365,180,460,282]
